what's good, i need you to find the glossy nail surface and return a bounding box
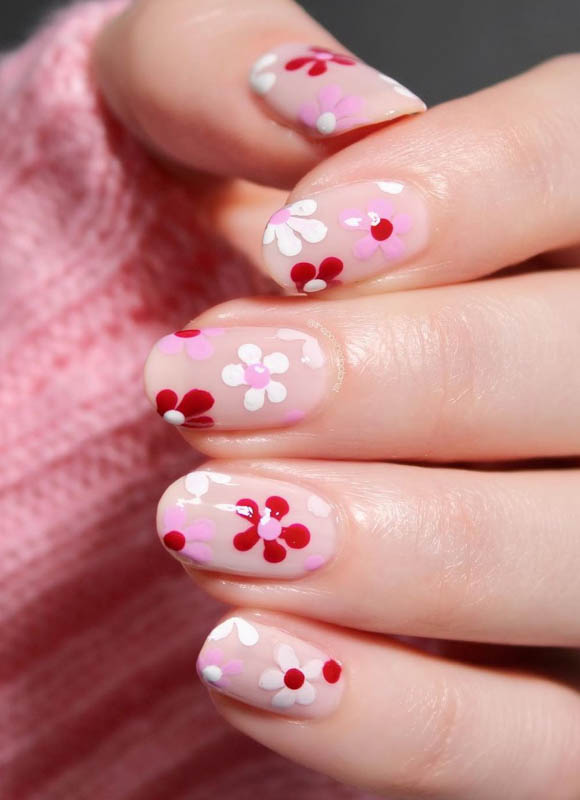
[250,43,425,137]
[144,327,330,431]
[157,469,338,578]
[262,181,429,292]
[197,616,344,718]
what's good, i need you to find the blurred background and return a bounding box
[2,0,580,103]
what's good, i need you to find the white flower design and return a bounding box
[221,344,289,412]
[250,52,278,95]
[258,644,323,708]
[184,470,232,502]
[263,199,328,257]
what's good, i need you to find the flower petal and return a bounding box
[221,363,246,387]
[157,334,183,354]
[263,538,287,563]
[280,523,310,550]
[287,198,317,217]
[367,197,393,219]
[184,471,210,498]
[272,688,296,708]
[295,681,316,705]
[233,525,260,552]
[392,212,412,235]
[265,495,290,519]
[317,257,343,282]
[186,542,213,563]
[258,668,285,690]
[353,233,379,260]
[238,343,262,365]
[244,387,266,411]
[287,216,328,244]
[185,335,213,360]
[274,224,302,256]
[290,261,317,290]
[317,83,342,112]
[308,60,327,77]
[263,352,289,375]
[235,498,260,523]
[276,644,300,672]
[302,659,324,680]
[155,389,178,415]
[222,659,244,676]
[263,224,275,245]
[265,380,287,404]
[334,93,365,117]
[382,235,406,259]
[285,56,311,71]
[177,389,214,417]
[186,519,214,542]
[163,506,186,532]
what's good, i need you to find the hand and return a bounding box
[98,2,580,798]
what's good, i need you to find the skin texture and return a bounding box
[96,1,580,797]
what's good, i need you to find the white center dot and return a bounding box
[164,410,185,426]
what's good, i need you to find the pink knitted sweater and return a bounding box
[0,3,373,798]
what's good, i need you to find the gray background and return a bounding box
[1,0,580,104]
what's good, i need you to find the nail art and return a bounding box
[262,180,429,292]
[144,327,331,431]
[157,469,338,578]
[249,43,425,137]
[197,616,344,718]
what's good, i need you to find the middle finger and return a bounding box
[144,268,580,462]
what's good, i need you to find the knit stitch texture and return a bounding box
[0,2,374,798]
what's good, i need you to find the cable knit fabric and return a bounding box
[0,3,375,798]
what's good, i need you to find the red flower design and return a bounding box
[233,496,310,563]
[285,46,356,77]
[155,388,215,428]
[291,256,343,294]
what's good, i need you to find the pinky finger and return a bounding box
[198,611,580,800]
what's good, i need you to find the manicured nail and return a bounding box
[197,616,344,718]
[249,43,425,137]
[262,181,429,292]
[157,469,338,578]
[144,327,331,430]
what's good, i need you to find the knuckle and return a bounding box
[393,678,466,795]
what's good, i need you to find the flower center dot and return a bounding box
[244,364,271,389]
[371,218,394,241]
[163,531,186,551]
[316,52,332,60]
[202,665,223,683]
[164,410,185,426]
[316,112,337,135]
[284,668,305,690]
[258,516,282,541]
[269,208,291,225]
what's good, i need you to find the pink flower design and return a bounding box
[161,506,214,563]
[197,648,243,688]
[285,46,356,77]
[299,84,367,136]
[158,328,224,360]
[339,197,412,260]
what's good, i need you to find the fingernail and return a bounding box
[197,616,344,718]
[144,327,331,431]
[157,469,338,578]
[262,181,429,292]
[249,43,425,137]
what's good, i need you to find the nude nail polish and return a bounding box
[197,616,344,718]
[157,469,338,578]
[249,43,425,137]
[144,326,331,431]
[262,181,429,292]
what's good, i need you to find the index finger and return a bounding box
[95,0,425,188]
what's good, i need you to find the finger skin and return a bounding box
[95,0,423,189]
[198,610,580,800]
[166,460,580,646]
[258,54,580,293]
[144,269,580,461]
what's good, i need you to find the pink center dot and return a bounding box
[315,52,332,60]
[258,516,282,541]
[269,208,291,225]
[284,668,305,690]
[244,363,270,389]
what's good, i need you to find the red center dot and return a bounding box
[322,659,342,684]
[163,531,186,551]
[370,218,394,241]
[284,668,305,690]
[175,329,201,338]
